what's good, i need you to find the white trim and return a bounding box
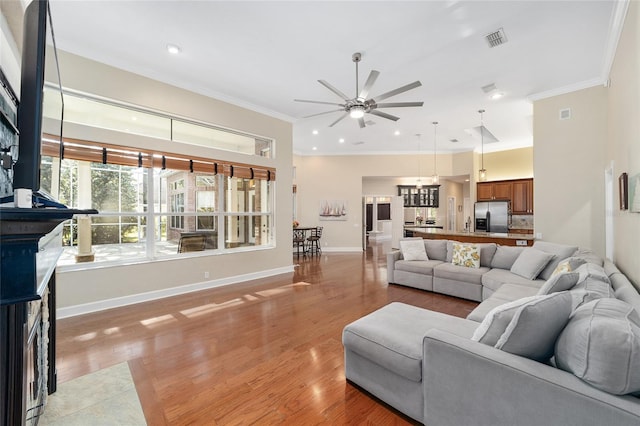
[601,0,630,82]
[56,265,294,318]
[527,77,604,102]
[322,247,363,252]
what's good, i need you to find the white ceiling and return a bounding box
[45,0,620,156]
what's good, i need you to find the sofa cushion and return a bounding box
[555,298,640,395]
[424,239,448,262]
[400,239,428,261]
[342,302,477,383]
[452,243,480,268]
[495,291,572,362]
[573,276,613,298]
[475,243,498,267]
[575,262,610,284]
[482,268,545,294]
[510,248,555,280]
[532,241,579,280]
[466,284,539,322]
[433,262,489,285]
[395,259,444,275]
[490,245,525,270]
[471,296,541,346]
[537,272,580,295]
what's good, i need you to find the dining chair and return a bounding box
[306,226,323,255]
[293,229,306,257]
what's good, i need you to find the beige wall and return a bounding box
[480,147,534,181]
[46,51,294,310]
[293,152,463,249]
[608,0,640,286]
[533,86,608,256]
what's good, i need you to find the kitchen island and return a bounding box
[405,227,535,246]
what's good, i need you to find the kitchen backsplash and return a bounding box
[511,214,534,229]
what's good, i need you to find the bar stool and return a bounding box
[306,226,323,255]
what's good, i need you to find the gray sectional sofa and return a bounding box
[343,239,640,425]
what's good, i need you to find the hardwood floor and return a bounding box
[55,241,478,425]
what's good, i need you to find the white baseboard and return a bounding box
[57,265,295,319]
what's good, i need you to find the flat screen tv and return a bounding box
[13,0,48,192]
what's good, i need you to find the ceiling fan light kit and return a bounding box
[295,52,424,128]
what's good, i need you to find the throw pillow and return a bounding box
[532,241,578,280]
[495,291,572,362]
[551,257,587,276]
[555,298,640,395]
[471,295,541,346]
[537,272,580,295]
[510,248,555,280]
[490,245,525,270]
[451,243,480,268]
[399,239,428,261]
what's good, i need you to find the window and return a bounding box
[40,135,276,266]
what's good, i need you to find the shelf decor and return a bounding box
[619,172,628,211]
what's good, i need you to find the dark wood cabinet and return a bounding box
[511,178,534,214]
[398,185,440,207]
[477,181,512,201]
[477,178,534,215]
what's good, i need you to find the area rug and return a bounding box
[38,362,146,425]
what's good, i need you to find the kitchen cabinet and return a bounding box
[477,181,512,201]
[398,185,440,207]
[511,178,534,214]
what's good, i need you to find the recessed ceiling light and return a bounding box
[131,116,137,121]
[312,130,319,135]
[490,92,504,100]
[394,130,400,136]
[450,138,459,143]
[339,138,345,143]
[167,44,181,54]
[312,146,317,150]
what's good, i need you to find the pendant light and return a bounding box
[416,133,422,188]
[432,121,439,184]
[478,109,487,182]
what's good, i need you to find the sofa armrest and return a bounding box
[387,250,402,283]
[422,329,640,426]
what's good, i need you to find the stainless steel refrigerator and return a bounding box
[475,201,510,233]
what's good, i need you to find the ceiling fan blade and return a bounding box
[303,109,345,119]
[318,80,350,101]
[358,117,366,128]
[375,101,424,108]
[328,112,349,127]
[358,70,380,100]
[372,81,422,102]
[369,110,400,121]
[294,99,345,107]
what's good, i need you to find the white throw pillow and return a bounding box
[399,239,428,261]
[537,272,580,295]
[551,257,587,276]
[510,248,555,280]
[555,298,640,395]
[451,243,480,268]
[495,291,572,361]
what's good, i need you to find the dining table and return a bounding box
[293,226,317,256]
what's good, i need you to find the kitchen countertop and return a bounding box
[405,227,535,240]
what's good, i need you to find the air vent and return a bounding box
[485,28,507,48]
[450,139,459,143]
[481,83,497,93]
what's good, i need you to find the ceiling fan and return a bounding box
[294,52,424,128]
